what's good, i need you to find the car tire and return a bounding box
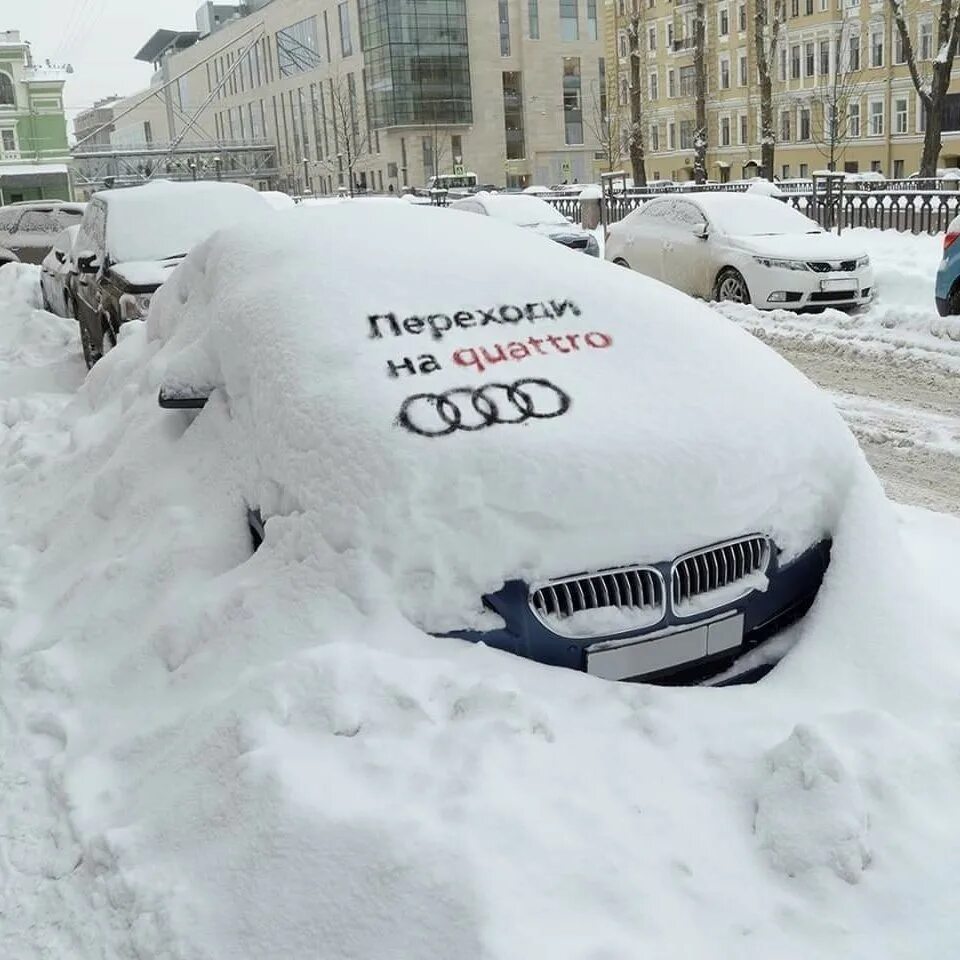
[715,268,751,305]
[948,284,960,317]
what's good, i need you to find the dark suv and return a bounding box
[72,180,271,367]
[0,201,85,265]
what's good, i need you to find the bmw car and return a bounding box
[150,201,862,685]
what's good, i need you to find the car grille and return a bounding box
[671,536,770,611]
[809,290,856,302]
[807,260,858,273]
[530,565,665,636]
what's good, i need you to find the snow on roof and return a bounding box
[147,200,859,629]
[0,162,69,177]
[94,180,271,263]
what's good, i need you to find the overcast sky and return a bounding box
[14,0,201,124]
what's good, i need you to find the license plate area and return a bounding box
[820,278,852,292]
[586,614,744,680]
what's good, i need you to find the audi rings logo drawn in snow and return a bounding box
[397,378,572,437]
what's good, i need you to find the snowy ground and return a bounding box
[2,224,960,960]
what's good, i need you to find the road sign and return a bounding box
[453,164,465,175]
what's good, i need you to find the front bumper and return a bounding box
[447,538,831,684]
[752,266,873,310]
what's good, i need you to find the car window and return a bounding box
[17,210,62,234]
[76,199,107,257]
[634,198,705,231]
[53,208,84,229]
[0,208,21,233]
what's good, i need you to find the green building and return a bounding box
[0,30,71,203]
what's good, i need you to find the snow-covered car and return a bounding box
[39,224,80,317]
[450,194,600,257]
[73,180,272,368]
[0,201,85,265]
[605,193,873,311]
[0,244,17,267]
[151,201,859,684]
[258,190,296,210]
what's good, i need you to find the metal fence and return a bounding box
[542,184,960,235]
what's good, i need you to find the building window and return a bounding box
[739,113,748,143]
[620,32,628,57]
[338,2,353,57]
[895,96,907,133]
[1,128,15,153]
[894,27,905,64]
[739,53,748,85]
[679,119,694,149]
[620,77,629,105]
[587,0,598,39]
[738,3,746,31]
[780,110,791,140]
[680,65,696,96]
[719,8,729,36]
[782,163,791,178]
[0,72,13,106]
[849,101,860,136]
[720,115,731,145]
[799,162,808,177]
[848,31,860,71]
[719,57,730,89]
[870,27,883,67]
[920,21,933,60]
[791,0,799,16]
[502,71,525,158]
[870,99,883,135]
[650,123,660,150]
[805,0,813,14]
[529,0,540,38]
[562,57,583,143]
[649,71,659,100]
[894,158,904,177]
[560,0,579,41]
[598,56,607,117]
[779,45,787,80]
[667,121,676,149]
[276,16,321,77]
[648,25,656,51]
[499,0,511,55]
[800,107,810,140]
[667,22,674,47]
[791,44,801,79]
[422,135,434,178]
[668,69,676,97]
[871,159,882,172]
[805,41,815,77]
[819,40,830,75]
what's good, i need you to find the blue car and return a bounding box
[935,217,960,315]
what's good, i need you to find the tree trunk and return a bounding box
[920,103,942,178]
[693,0,707,184]
[759,73,774,180]
[628,16,647,186]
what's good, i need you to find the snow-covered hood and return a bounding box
[731,231,868,261]
[527,221,590,242]
[148,203,861,628]
[109,258,183,289]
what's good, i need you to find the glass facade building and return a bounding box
[358,0,473,128]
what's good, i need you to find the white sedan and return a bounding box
[605,193,873,310]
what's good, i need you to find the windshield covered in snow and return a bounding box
[479,195,570,227]
[703,196,822,236]
[102,181,271,263]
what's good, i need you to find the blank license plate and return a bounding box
[820,278,852,292]
[586,614,745,680]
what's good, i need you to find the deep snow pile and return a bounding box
[2,209,960,960]
[713,227,960,366]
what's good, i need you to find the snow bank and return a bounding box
[3,214,960,959]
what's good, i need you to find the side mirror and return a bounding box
[158,386,209,409]
[77,251,100,274]
[693,224,709,240]
[54,250,65,264]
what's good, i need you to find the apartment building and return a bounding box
[0,30,71,201]
[604,0,960,181]
[97,0,608,193]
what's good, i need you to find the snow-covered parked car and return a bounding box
[39,224,80,317]
[606,193,873,311]
[73,180,272,368]
[450,194,600,257]
[150,201,859,684]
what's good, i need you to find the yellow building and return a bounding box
[603,0,960,181]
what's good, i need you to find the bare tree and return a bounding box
[693,0,708,183]
[320,72,371,196]
[755,0,785,180]
[890,0,960,178]
[809,19,868,171]
[585,79,624,172]
[626,1,648,186]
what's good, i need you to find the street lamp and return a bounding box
[213,155,222,181]
[302,156,311,195]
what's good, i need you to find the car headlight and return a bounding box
[856,255,870,269]
[753,256,809,271]
[119,292,153,321]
